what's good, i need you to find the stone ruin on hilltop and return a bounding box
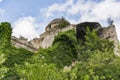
[76,22,119,55]
[12,18,75,51]
[11,18,119,55]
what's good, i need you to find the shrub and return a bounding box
[38,29,78,68]
[58,17,70,28]
[0,22,12,48]
[15,63,63,80]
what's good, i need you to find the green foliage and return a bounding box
[0,47,34,80]
[0,22,120,80]
[0,22,35,79]
[77,27,114,61]
[0,66,8,79]
[0,52,8,80]
[15,63,64,80]
[66,50,120,80]
[58,17,70,28]
[0,22,12,48]
[63,27,119,80]
[3,47,33,68]
[38,29,78,68]
[84,27,114,52]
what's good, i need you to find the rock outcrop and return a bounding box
[11,18,119,55]
[11,18,75,52]
[98,24,119,55]
[11,36,38,52]
[29,20,75,49]
[76,22,101,41]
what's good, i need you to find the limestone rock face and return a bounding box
[76,22,119,55]
[11,18,119,55]
[45,18,62,31]
[30,24,75,49]
[76,22,101,41]
[29,18,74,49]
[76,22,118,43]
[98,25,119,55]
[11,18,75,51]
[11,36,38,52]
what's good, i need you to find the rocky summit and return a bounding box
[11,18,119,55]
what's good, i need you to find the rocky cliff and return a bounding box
[11,18,119,55]
[11,18,76,52]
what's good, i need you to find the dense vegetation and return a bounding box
[0,22,12,48]
[58,17,70,28]
[0,22,120,80]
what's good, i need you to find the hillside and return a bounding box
[11,18,119,54]
[0,21,120,80]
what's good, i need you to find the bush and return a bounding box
[38,29,78,68]
[0,22,119,80]
[66,50,120,80]
[3,47,33,68]
[0,22,12,48]
[77,27,114,61]
[58,17,70,28]
[15,63,64,80]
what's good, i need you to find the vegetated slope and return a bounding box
[0,22,34,79]
[0,22,120,80]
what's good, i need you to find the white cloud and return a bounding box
[92,0,120,19]
[0,0,3,2]
[40,0,120,40]
[91,0,120,40]
[12,16,40,40]
[40,0,73,18]
[11,0,120,41]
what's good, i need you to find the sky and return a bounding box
[0,0,120,40]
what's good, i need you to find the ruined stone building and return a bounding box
[11,18,119,55]
[76,22,119,55]
[12,36,38,51]
[11,18,76,52]
[76,22,118,43]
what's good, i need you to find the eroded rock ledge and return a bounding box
[11,18,119,55]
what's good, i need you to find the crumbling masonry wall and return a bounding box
[11,20,119,55]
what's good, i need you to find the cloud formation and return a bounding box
[12,16,40,40]
[0,0,3,2]
[12,0,120,40]
[40,0,120,40]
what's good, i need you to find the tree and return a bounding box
[77,27,114,61]
[0,22,12,48]
[58,17,70,28]
[84,27,114,52]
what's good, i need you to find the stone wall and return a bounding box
[29,24,76,48]
[11,36,38,52]
[11,24,76,51]
[76,22,119,55]
[76,22,101,41]
[11,19,119,55]
[98,25,119,55]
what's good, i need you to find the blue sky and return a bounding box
[0,0,66,22]
[0,0,120,40]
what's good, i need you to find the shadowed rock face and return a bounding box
[11,19,119,55]
[76,22,101,41]
[76,22,119,55]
